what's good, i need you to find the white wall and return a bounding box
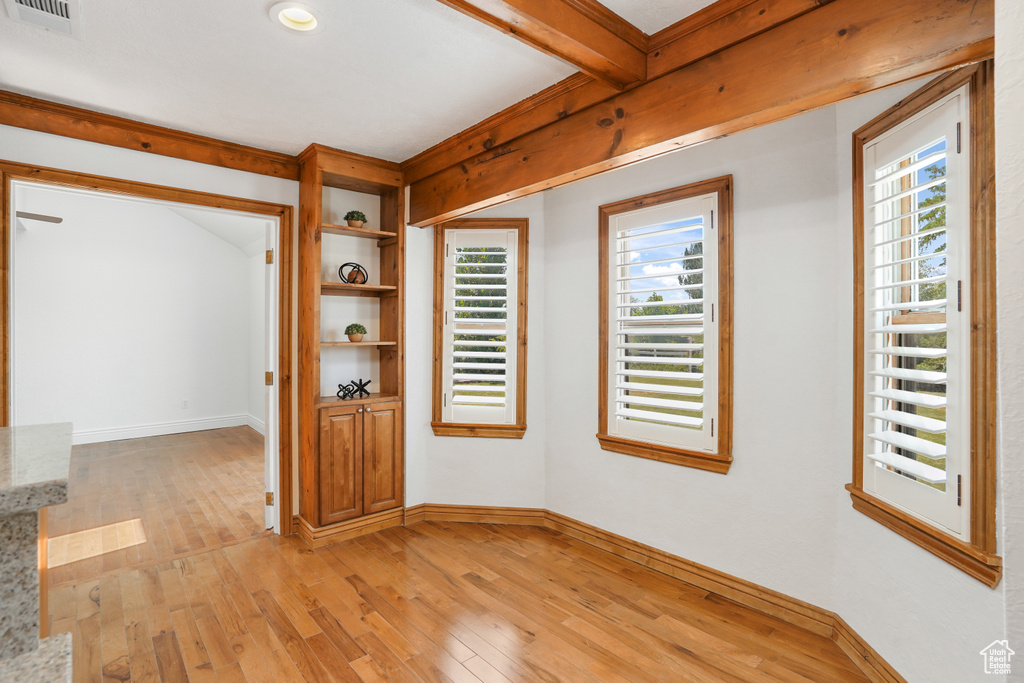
[540,103,846,610]
[996,0,1024,673]
[405,78,1014,681]
[405,193,547,508]
[12,184,268,444]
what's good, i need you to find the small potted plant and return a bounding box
[345,323,366,342]
[344,210,368,228]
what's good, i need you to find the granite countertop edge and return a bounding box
[0,479,69,516]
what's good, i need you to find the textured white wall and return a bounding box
[12,186,252,443]
[996,0,1024,675]
[405,193,547,508]
[541,104,848,610]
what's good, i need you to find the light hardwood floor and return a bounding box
[50,520,870,682]
[47,427,268,587]
[46,430,868,682]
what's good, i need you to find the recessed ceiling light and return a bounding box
[269,2,322,34]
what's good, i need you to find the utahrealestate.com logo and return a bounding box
[980,640,1014,675]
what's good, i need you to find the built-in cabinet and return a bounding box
[318,399,403,524]
[297,144,405,545]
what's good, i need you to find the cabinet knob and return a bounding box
[357,408,363,413]
[366,407,372,412]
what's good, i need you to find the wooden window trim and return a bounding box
[597,176,733,474]
[431,218,528,438]
[850,62,1000,587]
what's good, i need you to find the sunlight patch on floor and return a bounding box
[47,518,147,568]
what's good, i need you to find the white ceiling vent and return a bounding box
[3,0,81,38]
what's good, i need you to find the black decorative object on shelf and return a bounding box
[338,262,368,285]
[351,378,371,398]
[336,378,372,400]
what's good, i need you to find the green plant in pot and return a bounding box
[344,210,368,228]
[345,323,367,342]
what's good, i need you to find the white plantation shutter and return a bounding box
[442,228,518,425]
[862,85,970,537]
[607,194,718,452]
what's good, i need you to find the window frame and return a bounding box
[597,176,733,474]
[431,218,528,439]
[849,62,1000,587]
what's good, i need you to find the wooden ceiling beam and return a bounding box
[407,0,993,227]
[402,0,828,186]
[0,90,299,181]
[647,0,825,79]
[436,0,647,88]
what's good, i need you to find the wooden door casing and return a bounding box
[319,405,363,525]
[363,401,403,514]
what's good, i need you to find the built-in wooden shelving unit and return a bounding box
[321,223,398,240]
[320,282,397,297]
[319,341,397,348]
[297,143,405,546]
[316,393,402,409]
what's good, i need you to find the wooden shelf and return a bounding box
[321,282,397,297]
[317,393,401,409]
[321,223,398,240]
[320,341,397,347]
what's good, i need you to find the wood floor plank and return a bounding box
[250,589,334,683]
[304,632,363,683]
[152,632,189,683]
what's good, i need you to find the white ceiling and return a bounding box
[15,182,269,254]
[599,0,718,34]
[0,0,712,163]
[169,206,267,256]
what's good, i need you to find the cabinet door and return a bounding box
[319,406,363,525]
[362,401,403,514]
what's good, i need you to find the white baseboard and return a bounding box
[246,414,266,436]
[72,414,250,445]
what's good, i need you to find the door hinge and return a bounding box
[443,393,447,407]
[445,310,448,325]
[957,475,962,506]
[711,304,715,323]
[711,418,714,437]
[265,371,274,386]
[711,210,715,229]
[956,122,962,154]
[957,280,962,312]
[265,492,274,506]
[266,249,274,264]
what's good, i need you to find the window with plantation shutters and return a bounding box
[598,177,733,473]
[860,86,968,537]
[850,63,1001,586]
[432,219,528,438]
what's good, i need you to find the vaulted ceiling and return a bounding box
[0,0,715,163]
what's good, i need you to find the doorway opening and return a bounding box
[1,162,293,581]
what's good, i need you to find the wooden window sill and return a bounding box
[846,484,1002,588]
[597,434,732,474]
[431,422,526,439]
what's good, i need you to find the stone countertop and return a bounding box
[0,423,72,516]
